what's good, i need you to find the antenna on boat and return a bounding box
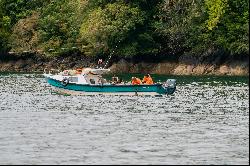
[103,41,120,69]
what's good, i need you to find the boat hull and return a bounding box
[45,77,176,95]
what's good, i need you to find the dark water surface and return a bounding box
[0,73,249,164]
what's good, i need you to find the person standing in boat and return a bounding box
[131,77,142,85]
[142,74,154,85]
[97,59,103,68]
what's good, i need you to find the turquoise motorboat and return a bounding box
[43,68,176,96]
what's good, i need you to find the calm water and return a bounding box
[0,73,249,164]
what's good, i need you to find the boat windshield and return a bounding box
[82,68,110,75]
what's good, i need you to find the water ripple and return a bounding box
[0,74,249,164]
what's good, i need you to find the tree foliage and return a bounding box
[0,0,248,58]
[80,2,146,56]
[205,0,228,30]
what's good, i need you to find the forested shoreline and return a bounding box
[0,0,249,75]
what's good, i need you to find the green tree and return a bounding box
[156,0,249,58]
[1,0,249,60]
[205,0,228,30]
[0,0,50,53]
[211,0,249,55]
[9,12,40,54]
[193,0,249,56]
[38,0,85,55]
[155,0,205,57]
[79,2,145,57]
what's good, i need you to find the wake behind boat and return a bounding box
[43,68,176,96]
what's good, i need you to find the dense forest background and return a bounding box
[0,0,249,62]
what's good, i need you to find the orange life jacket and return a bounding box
[132,78,142,85]
[142,76,154,85]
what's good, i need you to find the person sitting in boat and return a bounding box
[131,77,142,85]
[142,74,154,85]
[113,77,124,85]
[112,75,119,84]
[97,58,103,68]
[98,76,107,85]
[117,77,124,84]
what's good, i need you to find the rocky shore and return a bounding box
[0,53,249,76]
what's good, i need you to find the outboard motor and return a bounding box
[162,79,176,95]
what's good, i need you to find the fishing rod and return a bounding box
[103,41,120,69]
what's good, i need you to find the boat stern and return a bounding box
[160,79,176,95]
